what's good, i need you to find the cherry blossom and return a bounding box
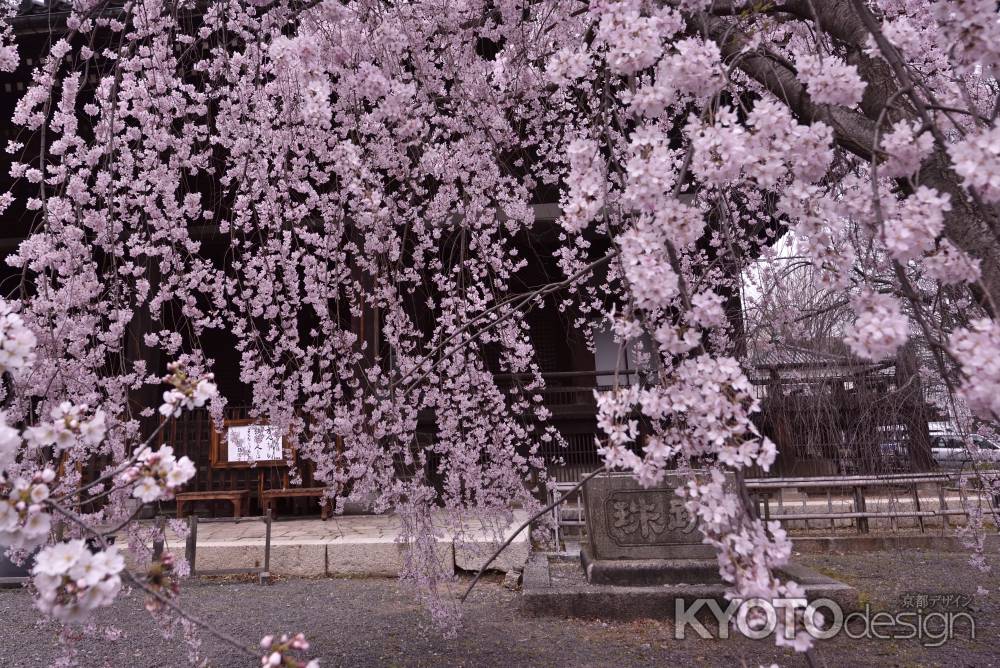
[618,223,680,311]
[794,51,866,107]
[688,291,726,329]
[0,411,19,472]
[0,301,36,376]
[0,0,16,72]
[934,0,1000,74]
[879,120,934,179]
[594,0,679,75]
[949,320,1000,420]
[33,540,124,623]
[159,363,218,418]
[948,123,1000,203]
[844,291,910,360]
[0,470,54,549]
[924,241,982,285]
[120,446,196,503]
[882,186,951,263]
[23,403,107,452]
[259,633,320,668]
[1,0,1000,656]
[561,138,606,233]
[546,48,592,87]
[656,37,725,101]
[143,552,181,613]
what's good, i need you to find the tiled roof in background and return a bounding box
[15,0,74,16]
[8,0,128,33]
[744,342,893,383]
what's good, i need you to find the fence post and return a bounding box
[260,509,272,585]
[186,515,198,576]
[938,480,949,535]
[827,488,834,531]
[152,515,165,561]
[853,485,869,534]
[911,483,925,533]
[549,487,561,551]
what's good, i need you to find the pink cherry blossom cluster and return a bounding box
[881,186,951,263]
[844,291,910,361]
[23,402,107,453]
[120,445,196,503]
[546,47,593,88]
[32,539,124,623]
[794,51,867,107]
[949,319,1000,420]
[594,356,793,639]
[878,16,927,64]
[879,120,934,178]
[657,37,725,101]
[624,126,679,213]
[0,296,223,642]
[0,469,54,549]
[618,223,680,311]
[159,362,218,418]
[0,0,17,72]
[259,633,319,668]
[593,0,681,75]
[948,123,1000,203]
[625,35,724,117]
[654,201,705,250]
[933,0,1000,74]
[0,410,19,472]
[1,0,1000,656]
[675,472,813,651]
[923,241,982,285]
[0,300,36,377]
[561,137,606,233]
[268,34,333,127]
[956,501,992,574]
[687,101,832,189]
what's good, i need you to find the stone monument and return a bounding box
[521,469,858,620]
[580,471,724,585]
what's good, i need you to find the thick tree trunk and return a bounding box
[895,343,936,471]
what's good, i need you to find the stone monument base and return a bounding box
[522,553,859,621]
[580,545,722,586]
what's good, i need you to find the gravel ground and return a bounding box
[1,549,999,667]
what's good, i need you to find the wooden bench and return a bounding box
[175,490,249,519]
[261,487,330,520]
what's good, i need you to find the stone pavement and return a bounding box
[153,510,531,578]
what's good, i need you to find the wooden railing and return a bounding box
[745,472,992,534]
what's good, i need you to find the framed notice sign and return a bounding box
[210,419,289,468]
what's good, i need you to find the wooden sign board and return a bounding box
[210,419,289,468]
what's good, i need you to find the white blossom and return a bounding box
[0,472,54,549]
[33,541,123,622]
[0,300,36,376]
[0,411,20,472]
[122,445,197,502]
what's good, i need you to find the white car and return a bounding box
[930,433,1000,467]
